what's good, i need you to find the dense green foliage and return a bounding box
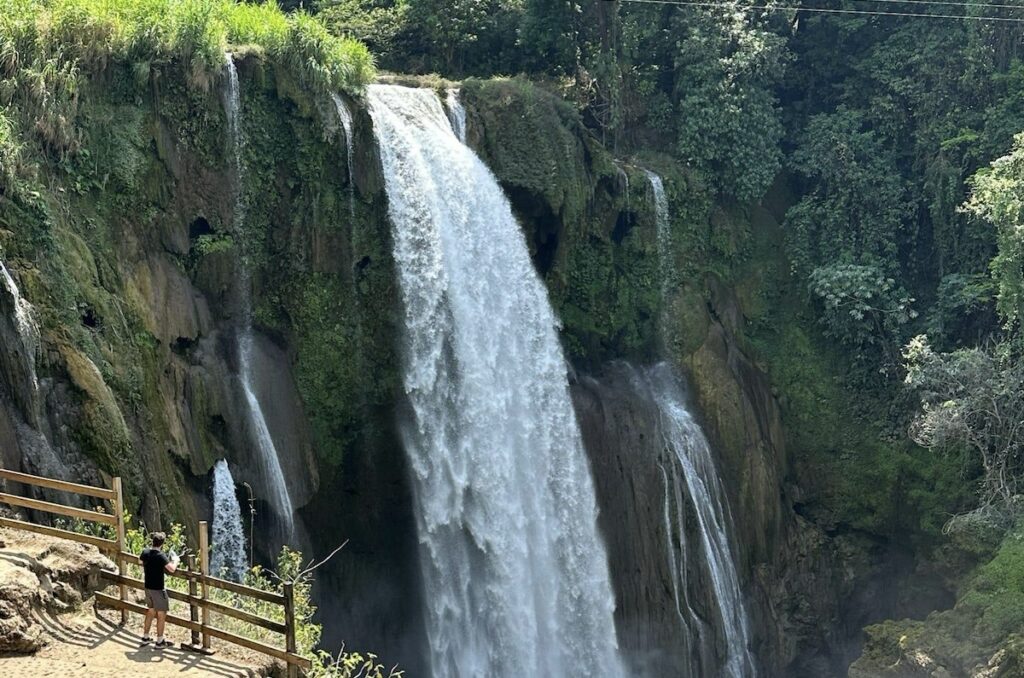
[966,133,1024,328]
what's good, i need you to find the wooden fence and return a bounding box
[0,468,309,675]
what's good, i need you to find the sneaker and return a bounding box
[139,636,152,647]
[155,639,172,649]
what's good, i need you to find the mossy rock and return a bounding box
[58,343,131,473]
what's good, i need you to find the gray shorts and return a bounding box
[144,588,169,612]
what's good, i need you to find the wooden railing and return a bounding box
[0,468,309,675]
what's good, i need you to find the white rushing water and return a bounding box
[367,84,624,678]
[238,335,294,540]
[0,261,39,397]
[644,170,671,300]
[210,459,248,581]
[633,363,756,677]
[223,54,294,542]
[331,93,357,217]
[224,54,244,224]
[445,88,467,143]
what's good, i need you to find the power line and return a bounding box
[855,0,1024,11]
[621,0,1024,22]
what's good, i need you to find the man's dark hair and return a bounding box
[151,532,166,548]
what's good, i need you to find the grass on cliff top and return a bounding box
[0,0,373,152]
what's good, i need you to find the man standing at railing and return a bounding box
[139,531,179,648]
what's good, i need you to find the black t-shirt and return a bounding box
[140,547,170,590]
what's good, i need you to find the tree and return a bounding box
[809,263,916,370]
[904,336,1024,525]
[669,4,789,201]
[785,108,914,276]
[965,133,1024,329]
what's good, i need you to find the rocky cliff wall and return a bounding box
[0,63,958,676]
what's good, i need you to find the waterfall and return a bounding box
[0,261,39,402]
[644,170,671,300]
[224,54,244,225]
[445,88,467,143]
[210,459,248,581]
[223,53,294,543]
[631,363,756,677]
[331,93,356,217]
[0,259,66,483]
[367,84,624,678]
[616,162,629,210]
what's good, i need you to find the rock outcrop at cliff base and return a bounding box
[0,526,112,653]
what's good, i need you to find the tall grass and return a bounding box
[0,0,374,153]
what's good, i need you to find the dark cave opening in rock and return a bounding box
[612,210,637,245]
[189,216,213,241]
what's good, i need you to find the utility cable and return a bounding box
[621,0,1024,22]
[855,0,1024,11]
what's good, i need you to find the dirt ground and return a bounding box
[0,527,278,677]
[0,607,272,677]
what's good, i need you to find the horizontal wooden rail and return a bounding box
[117,551,285,604]
[0,491,117,525]
[0,515,117,552]
[101,571,287,634]
[0,468,116,500]
[95,592,311,670]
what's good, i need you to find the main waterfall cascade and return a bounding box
[223,54,295,543]
[210,459,248,581]
[367,84,625,678]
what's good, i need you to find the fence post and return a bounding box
[283,581,298,678]
[112,476,127,626]
[187,555,200,648]
[199,520,211,651]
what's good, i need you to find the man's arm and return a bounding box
[163,551,179,574]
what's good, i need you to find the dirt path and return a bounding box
[0,607,266,677]
[0,527,275,677]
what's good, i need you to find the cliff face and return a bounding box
[462,78,963,676]
[1,61,953,675]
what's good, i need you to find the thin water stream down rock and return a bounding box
[224,54,294,544]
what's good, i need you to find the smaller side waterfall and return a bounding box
[224,54,245,225]
[211,460,248,582]
[222,53,295,544]
[0,261,39,400]
[238,335,294,540]
[643,170,671,296]
[331,93,356,217]
[445,88,467,143]
[634,363,756,678]
[616,162,629,210]
[644,170,676,353]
